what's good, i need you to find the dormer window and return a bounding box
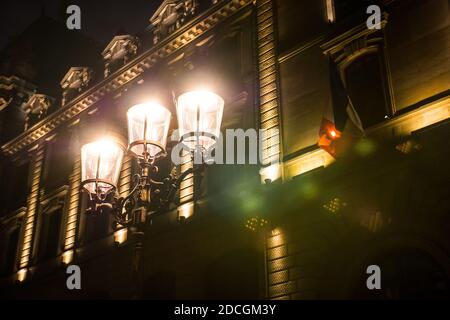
[150,0,199,45]
[60,67,92,106]
[21,94,54,131]
[102,35,140,78]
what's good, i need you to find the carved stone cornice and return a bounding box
[321,13,389,62]
[150,0,200,45]
[0,75,37,112]
[102,35,140,78]
[60,67,92,90]
[102,35,139,59]
[0,76,36,93]
[60,67,93,106]
[21,94,54,115]
[40,185,69,213]
[0,207,26,226]
[22,94,55,131]
[321,13,390,86]
[1,0,253,158]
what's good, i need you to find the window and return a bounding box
[4,228,20,274]
[0,159,30,216]
[38,207,63,262]
[345,52,390,128]
[36,187,68,262]
[42,134,73,193]
[322,14,394,130]
[0,208,25,276]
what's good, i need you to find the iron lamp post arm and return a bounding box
[111,174,142,227]
[147,162,205,216]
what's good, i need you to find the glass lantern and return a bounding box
[127,102,171,159]
[81,139,125,197]
[176,90,224,152]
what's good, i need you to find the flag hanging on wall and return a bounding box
[318,58,364,158]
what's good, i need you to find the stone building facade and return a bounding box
[0,0,449,299]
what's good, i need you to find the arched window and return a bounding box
[322,13,395,130]
[344,51,391,128]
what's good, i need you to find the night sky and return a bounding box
[0,0,163,49]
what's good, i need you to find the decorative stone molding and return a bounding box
[283,147,335,180]
[0,75,36,112]
[102,35,140,78]
[321,13,389,79]
[21,94,55,131]
[0,207,26,228]
[40,185,69,214]
[366,95,450,139]
[18,144,45,269]
[256,0,283,179]
[63,143,81,255]
[0,76,36,94]
[60,67,93,106]
[150,0,200,45]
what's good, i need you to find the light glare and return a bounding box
[81,138,124,195]
[127,102,171,158]
[177,90,224,151]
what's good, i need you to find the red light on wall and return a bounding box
[318,118,342,158]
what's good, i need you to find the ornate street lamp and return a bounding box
[79,89,224,298]
[176,90,224,153]
[81,139,125,202]
[127,102,171,161]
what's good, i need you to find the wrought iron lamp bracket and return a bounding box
[83,150,206,228]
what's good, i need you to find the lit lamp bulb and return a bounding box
[329,129,341,140]
[81,139,124,197]
[127,102,171,159]
[176,90,224,152]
